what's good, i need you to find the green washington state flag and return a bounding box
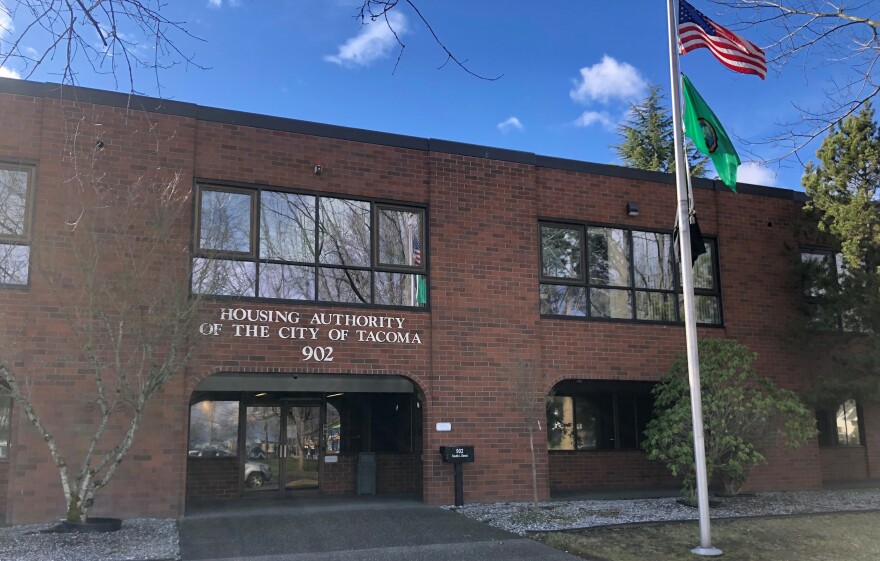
[681,74,740,191]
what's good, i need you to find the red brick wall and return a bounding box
[863,401,880,479]
[322,455,356,495]
[548,451,678,493]
[376,453,421,494]
[322,453,421,495]
[0,83,873,523]
[819,447,869,483]
[0,462,8,524]
[186,458,240,501]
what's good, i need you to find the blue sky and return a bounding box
[0,1,851,191]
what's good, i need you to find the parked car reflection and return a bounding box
[187,447,273,488]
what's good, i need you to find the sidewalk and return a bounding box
[179,495,581,561]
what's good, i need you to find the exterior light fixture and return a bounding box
[626,202,640,217]
[254,392,267,397]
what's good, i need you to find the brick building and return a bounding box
[0,77,877,524]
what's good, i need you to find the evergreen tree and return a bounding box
[798,104,880,404]
[614,83,707,177]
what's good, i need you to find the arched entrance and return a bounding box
[186,373,423,503]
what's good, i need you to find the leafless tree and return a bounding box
[513,360,544,506]
[0,110,214,524]
[708,1,880,158]
[0,0,203,93]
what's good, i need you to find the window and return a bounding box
[193,184,427,307]
[0,391,11,459]
[0,162,35,287]
[540,222,721,324]
[800,249,854,330]
[816,399,863,447]
[188,399,240,457]
[547,382,655,451]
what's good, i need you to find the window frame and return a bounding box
[0,159,37,288]
[0,383,11,461]
[192,181,429,309]
[799,247,849,330]
[547,381,656,452]
[539,220,722,325]
[816,399,865,448]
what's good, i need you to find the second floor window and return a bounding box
[0,161,35,287]
[192,184,427,307]
[539,222,721,324]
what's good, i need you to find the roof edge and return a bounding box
[0,77,805,202]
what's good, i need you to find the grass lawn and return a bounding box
[534,512,880,561]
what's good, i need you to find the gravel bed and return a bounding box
[448,488,880,535]
[2,489,879,559]
[0,518,179,561]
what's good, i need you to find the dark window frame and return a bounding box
[0,387,11,461]
[816,399,865,448]
[799,247,848,330]
[192,181,428,309]
[539,220,722,325]
[0,160,37,288]
[547,381,655,452]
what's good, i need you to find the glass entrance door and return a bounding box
[243,402,322,494]
[282,405,321,492]
[244,405,283,492]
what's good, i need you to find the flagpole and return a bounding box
[666,0,721,555]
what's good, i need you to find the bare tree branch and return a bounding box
[356,1,502,81]
[707,1,880,159]
[0,0,206,93]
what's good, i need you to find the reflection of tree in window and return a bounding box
[632,232,674,321]
[199,190,252,253]
[259,192,316,299]
[588,228,631,318]
[376,209,424,305]
[0,244,29,285]
[191,258,256,297]
[540,285,586,316]
[317,198,371,303]
[189,400,239,454]
[542,226,582,279]
[0,167,31,286]
[0,169,28,237]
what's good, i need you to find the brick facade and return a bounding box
[0,78,874,524]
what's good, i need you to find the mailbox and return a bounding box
[440,446,474,463]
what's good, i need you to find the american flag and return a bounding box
[679,0,766,79]
[412,232,422,267]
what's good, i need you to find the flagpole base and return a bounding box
[692,546,723,556]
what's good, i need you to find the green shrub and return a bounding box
[642,339,817,499]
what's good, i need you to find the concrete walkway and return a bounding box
[179,495,579,561]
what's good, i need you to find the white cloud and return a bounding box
[207,0,239,7]
[1,2,13,39]
[573,111,615,131]
[570,55,646,105]
[737,161,777,186]
[0,66,21,79]
[207,0,222,7]
[497,117,524,133]
[324,12,408,68]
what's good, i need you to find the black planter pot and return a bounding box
[59,517,122,533]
